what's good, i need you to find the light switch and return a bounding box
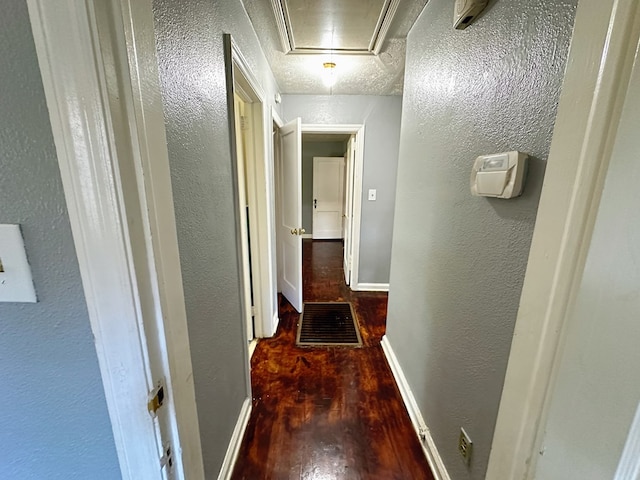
[0,224,37,303]
[368,189,377,201]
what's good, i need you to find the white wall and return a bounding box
[151,0,282,475]
[385,0,577,479]
[283,95,402,285]
[535,37,640,480]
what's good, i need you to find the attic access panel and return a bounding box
[272,0,401,55]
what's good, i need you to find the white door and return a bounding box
[278,118,304,312]
[312,157,345,239]
[342,138,355,284]
[30,1,204,478]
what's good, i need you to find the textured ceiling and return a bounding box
[242,0,428,95]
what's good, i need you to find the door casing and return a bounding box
[227,36,280,340]
[487,0,640,477]
[27,0,204,478]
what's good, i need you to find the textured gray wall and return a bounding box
[385,0,577,479]
[0,1,120,478]
[535,49,640,480]
[283,95,402,285]
[302,141,347,233]
[152,0,282,476]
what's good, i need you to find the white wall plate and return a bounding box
[0,224,37,303]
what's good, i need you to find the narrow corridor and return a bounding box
[231,240,434,479]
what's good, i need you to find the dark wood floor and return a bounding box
[231,239,434,480]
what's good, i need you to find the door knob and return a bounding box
[290,228,298,235]
[299,228,306,235]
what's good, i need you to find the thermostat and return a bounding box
[470,151,528,199]
[454,0,488,30]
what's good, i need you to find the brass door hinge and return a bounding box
[147,382,165,416]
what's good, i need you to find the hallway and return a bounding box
[231,240,434,479]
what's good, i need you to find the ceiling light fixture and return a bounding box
[322,61,337,88]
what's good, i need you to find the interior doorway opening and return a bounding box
[301,125,364,289]
[273,122,365,313]
[228,35,280,354]
[301,133,354,286]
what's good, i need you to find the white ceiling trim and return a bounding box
[270,0,400,55]
[370,0,401,54]
[269,0,293,53]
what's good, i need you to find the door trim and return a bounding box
[27,0,204,478]
[272,107,284,305]
[301,124,365,289]
[487,0,640,478]
[227,35,279,339]
[231,91,256,350]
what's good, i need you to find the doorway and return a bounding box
[301,125,364,289]
[312,156,344,240]
[273,124,364,312]
[232,91,257,352]
[301,134,350,241]
[302,124,364,290]
[228,35,280,346]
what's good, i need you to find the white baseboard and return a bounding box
[353,282,389,292]
[301,233,312,239]
[271,311,280,337]
[248,339,258,359]
[380,336,451,480]
[217,397,252,480]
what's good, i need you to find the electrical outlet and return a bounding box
[458,427,473,465]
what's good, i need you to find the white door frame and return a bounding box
[272,109,285,300]
[228,37,265,348]
[301,124,365,289]
[27,0,204,478]
[342,137,355,285]
[232,91,257,354]
[227,35,279,339]
[487,0,640,478]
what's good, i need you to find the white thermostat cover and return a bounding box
[470,151,528,199]
[0,224,37,303]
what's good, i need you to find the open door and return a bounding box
[343,137,355,285]
[278,118,304,312]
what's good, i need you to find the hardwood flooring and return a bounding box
[231,240,434,480]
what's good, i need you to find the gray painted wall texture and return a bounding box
[535,48,640,480]
[385,1,577,479]
[283,95,402,285]
[152,0,282,476]
[302,141,347,233]
[0,1,120,478]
